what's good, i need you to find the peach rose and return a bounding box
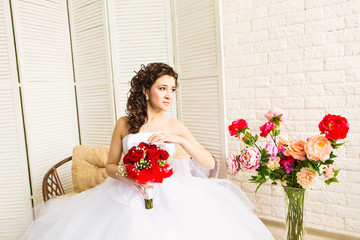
[277,134,291,147]
[323,165,335,180]
[284,139,306,160]
[297,167,318,189]
[305,135,332,161]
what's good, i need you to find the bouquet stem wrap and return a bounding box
[144,183,155,209]
[283,186,306,240]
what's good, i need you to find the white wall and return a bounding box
[222,0,360,237]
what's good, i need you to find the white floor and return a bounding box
[263,219,360,240]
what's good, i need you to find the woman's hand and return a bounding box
[126,178,153,197]
[147,132,184,145]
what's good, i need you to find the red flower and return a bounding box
[318,114,349,140]
[124,149,144,164]
[159,149,169,160]
[259,122,274,137]
[228,119,248,136]
[279,155,296,167]
[123,142,173,184]
[146,148,160,162]
[138,142,149,149]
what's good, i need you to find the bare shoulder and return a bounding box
[115,116,130,138]
[168,118,188,135]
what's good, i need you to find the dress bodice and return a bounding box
[122,132,175,157]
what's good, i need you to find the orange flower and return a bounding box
[297,167,318,189]
[277,134,291,147]
[305,135,332,161]
[284,139,306,160]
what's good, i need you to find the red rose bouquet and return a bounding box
[118,142,173,209]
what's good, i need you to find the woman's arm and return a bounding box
[105,116,126,180]
[105,117,153,196]
[148,120,215,170]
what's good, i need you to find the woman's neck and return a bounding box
[146,105,165,123]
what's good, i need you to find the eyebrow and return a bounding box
[159,84,176,88]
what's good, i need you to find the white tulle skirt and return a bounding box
[21,159,274,240]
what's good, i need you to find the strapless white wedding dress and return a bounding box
[21,132,274,240]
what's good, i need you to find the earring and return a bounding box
[146,95,149,101]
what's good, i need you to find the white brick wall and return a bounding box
[222,0,360,237]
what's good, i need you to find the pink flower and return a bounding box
[226,154,240,176]
[323,165,335,180]
[284,139,306,161]
[264,142,278,159]
[240,147,261,170]
[278,146,285,153]
[265,108,286,123]
[284,162,293,173]
[297,167,318,189]
[259,122,274,137]
[277,134,291,147]
[305,135,332,161]
[228,119,248,136]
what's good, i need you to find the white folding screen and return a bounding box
[0,0,33,238]
[173,0,227,176]
[68,0,116,146]
[10,0,79,206]
[107,0,176,119]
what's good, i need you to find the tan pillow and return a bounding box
[173,144,191,163]
[72,145,109,193]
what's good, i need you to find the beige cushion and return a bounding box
[72,145,109,193]
[173,144,191,161]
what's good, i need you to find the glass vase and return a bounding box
[283,186,306,240]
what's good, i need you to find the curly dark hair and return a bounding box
[126,62,178,133]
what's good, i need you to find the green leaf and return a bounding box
[330,152,337,159]
[331,141,347,149]
[255,182,265,192]
[264,154,271,158]
[333,169,340,177]
[307,162,315,171]
[325,177,339,185]
[261,149,266,157]
[323,159,334,165]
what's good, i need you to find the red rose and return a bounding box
[259,122,274,137]
[127,149,144,164]
[159,149,169,160]
[146,148,160,162]
[318,114,349,140]
[228,119,248,136]
[138,142,149,149]
[279,155,296,167]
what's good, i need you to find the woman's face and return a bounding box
[147,75,176,112]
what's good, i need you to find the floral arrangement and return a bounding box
[118,142,173,208]
[226,109,350,191]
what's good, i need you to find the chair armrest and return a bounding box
[42,156,72,202]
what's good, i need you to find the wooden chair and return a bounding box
[42,156,72,201]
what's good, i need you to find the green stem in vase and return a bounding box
[284,186,305,240]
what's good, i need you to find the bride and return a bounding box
[21,63,274,240]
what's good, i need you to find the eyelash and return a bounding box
[159,87,176,92]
